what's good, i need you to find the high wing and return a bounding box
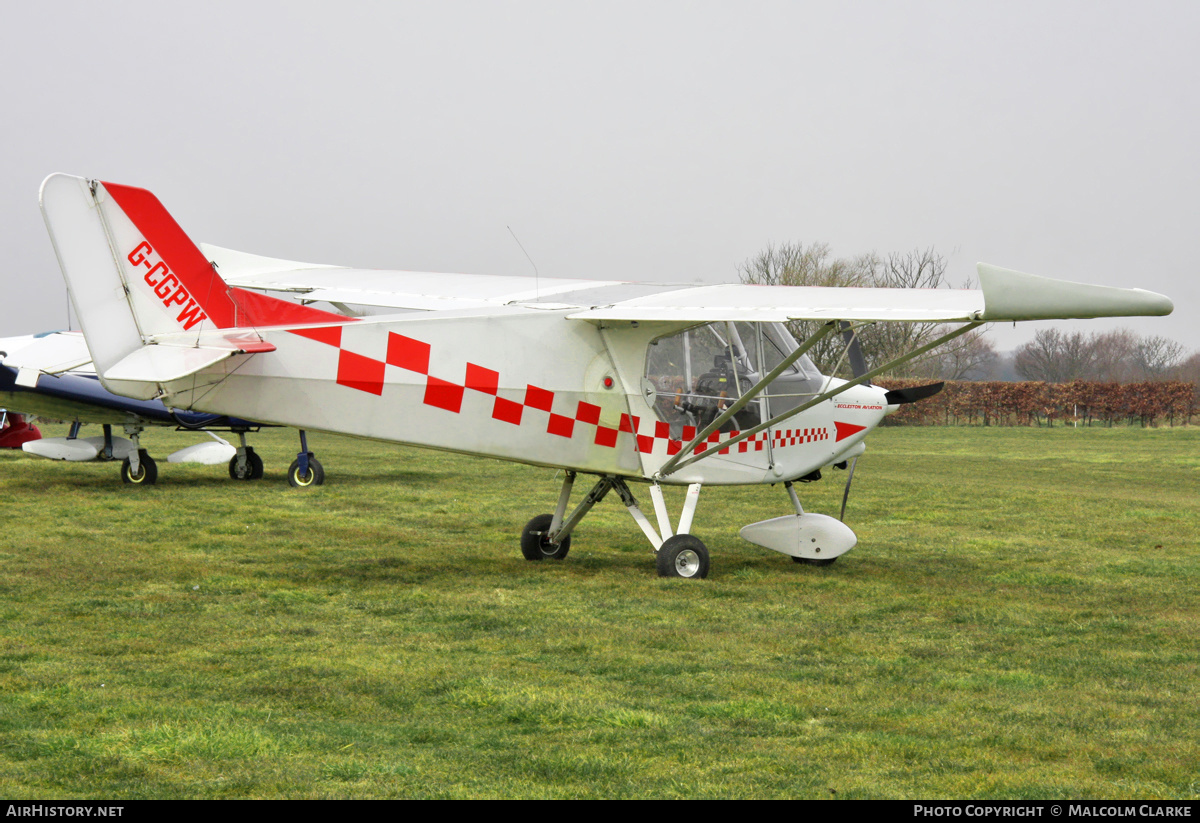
[567,264,1173,323]
[209,235,1173,489]
[214,243,1172,324]
[205,242,631,314]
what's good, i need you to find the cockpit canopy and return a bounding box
[645,322,824,437]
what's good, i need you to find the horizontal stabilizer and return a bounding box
[103,344,245,384]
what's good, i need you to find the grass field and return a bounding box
[1,424,1196,799]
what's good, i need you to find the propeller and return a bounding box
[884,382,945,405]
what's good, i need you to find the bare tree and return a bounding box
[736,241,866,289]
[1133,335,1186,379]
[1089,329,1140,382]
[1013,330,1059,382]
[857,249,993,378]
[870,248,947,289]
[1171,350,1200,384]
[1013,327,1191,384]
[738,244,990,379]
[1014,329,1100,382]
[1171,351,1200,413]
[740,243,1194,387]
[923,333,999,381]
[736,242,871,374]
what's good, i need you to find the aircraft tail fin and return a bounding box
[40,174,346,397]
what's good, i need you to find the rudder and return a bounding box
[40,174,348,398]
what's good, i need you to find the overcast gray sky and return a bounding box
[2,1,1196,356]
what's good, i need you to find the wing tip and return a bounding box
[977,263,1174,321]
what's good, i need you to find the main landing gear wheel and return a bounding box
[520,513,571,561]
[287,456,325,488]
[792,556,838,566]
[656,534,710,579]
[228,448,264,481]
[120,450,158,485]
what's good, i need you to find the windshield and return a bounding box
[644,322,823,438]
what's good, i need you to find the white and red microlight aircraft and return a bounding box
[38,173,1173,578]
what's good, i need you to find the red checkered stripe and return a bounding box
[658,424,830,457]
[288,326,828,457]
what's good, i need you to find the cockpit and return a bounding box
[644,322,825,439]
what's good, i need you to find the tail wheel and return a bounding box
[287,456,325,488]
[656,534,710,579]
[520,513,571,561]
[228,448,264,481]
[121,450,158,485]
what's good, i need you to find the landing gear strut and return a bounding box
[228,430,264,481]
[287,430,324,488]
[520,473,710,578]
[120,424,157,485]
[121,449,157,485]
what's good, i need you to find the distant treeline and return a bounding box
[874,379,1197,427]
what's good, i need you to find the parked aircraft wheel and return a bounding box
[228,448,264,481]
[792,556,837,566]
[121,451,158,485]
[520,514,570,561]
[656,534,710,579]
[287,456,325,488]
[247,449,264,479]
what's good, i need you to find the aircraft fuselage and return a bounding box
[159,308,889,485]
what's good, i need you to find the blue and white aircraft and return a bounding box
[1,330,325,486]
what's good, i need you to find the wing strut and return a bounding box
[655,323,836,478]
[655,320,983,479]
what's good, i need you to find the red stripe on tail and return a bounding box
[103,182,353,330]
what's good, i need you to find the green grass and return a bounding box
[0,425,1197,798]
